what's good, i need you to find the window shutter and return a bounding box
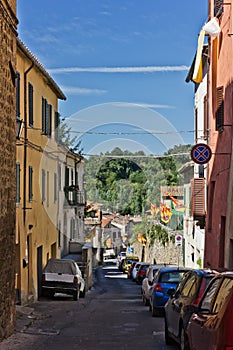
[42,97,46,134]
[16,163,20,204]
[191,178,205,220]
[29,166,33,202]
[42,169,46,203]
[48,104,52,137]
[16,73,20,120]
[28,83,34,127]
[216,86,224,131]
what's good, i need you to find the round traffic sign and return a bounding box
[191,143,212,164]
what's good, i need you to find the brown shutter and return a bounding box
[216,86,224,131]
[191,178,205,220]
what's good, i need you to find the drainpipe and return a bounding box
[23,63,34,225]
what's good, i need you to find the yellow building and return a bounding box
[16,38,66,304]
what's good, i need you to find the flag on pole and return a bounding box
[192,29,205,83]
[150,203,159,219]
[166,193,186,212]
[138,233,147,246]
[160,203,173,224]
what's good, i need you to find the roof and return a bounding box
[17,38,66,100]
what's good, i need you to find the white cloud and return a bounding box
[48,65,189,74]
[61,86,107,95]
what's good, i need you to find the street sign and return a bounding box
[175,235,182,247]
[191,143,212,165]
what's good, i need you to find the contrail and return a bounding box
[49,65,189,74]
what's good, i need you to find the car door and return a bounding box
[167,271,194,337]
[188,277,221,350]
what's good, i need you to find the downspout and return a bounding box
[23,63,34,225]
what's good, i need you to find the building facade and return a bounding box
[205,0,233,268]
[16,38,66,304]
[0,0,18,340]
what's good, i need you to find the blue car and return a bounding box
[149,266,190,317]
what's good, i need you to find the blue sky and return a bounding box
[17,0,208,156]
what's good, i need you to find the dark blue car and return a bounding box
[149,266,190,317]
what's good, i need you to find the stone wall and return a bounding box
[133,239,184,267]
[0,0,18,340]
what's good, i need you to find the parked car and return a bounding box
[186,272,233,350]
[122,256,139,273]
[135,262,150,285]
[41,258,85,301]
[127,261,137,279]
[142,264,167,306]
[164,268,218,349]
[117,251,126,270]
[149,266,190,316]
[132,262,142,281]
[103,254,117,264]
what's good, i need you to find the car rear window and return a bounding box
[160,271,185,283]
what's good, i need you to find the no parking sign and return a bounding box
[175,235,182,247]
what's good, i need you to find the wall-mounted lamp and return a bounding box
[16,119,24,140]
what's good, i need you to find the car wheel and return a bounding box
[165,317,173,345]
[73,289,80,301]
[180,325,190,350]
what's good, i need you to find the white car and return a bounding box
[41,258,85,300]
[132,262,142,281]
[141,264,167,305]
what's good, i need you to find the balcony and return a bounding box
[64,186,85,207]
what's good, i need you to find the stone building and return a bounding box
[0,0,18,340]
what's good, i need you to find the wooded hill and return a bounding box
[84,144,191,216]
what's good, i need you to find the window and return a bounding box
[214,0,223,18]
[213,278,233,313]
[42,169,46,203]
[16,163,20,204]
[216,86,224,131]
[54,111,60,142]
[181,274,200,297]
[16,72,20,120]
[65,166,69,187]
[28,166,33,202]
[28,82,34,127]
[201,278,220,312]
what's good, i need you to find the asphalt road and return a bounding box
[0,264,179,350]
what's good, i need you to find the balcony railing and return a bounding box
[64,186,85,206]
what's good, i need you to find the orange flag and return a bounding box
[151,203,159,218]
[166,193,185,212]
[160,203,173,224]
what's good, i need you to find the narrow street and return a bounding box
[0,264,179,350]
